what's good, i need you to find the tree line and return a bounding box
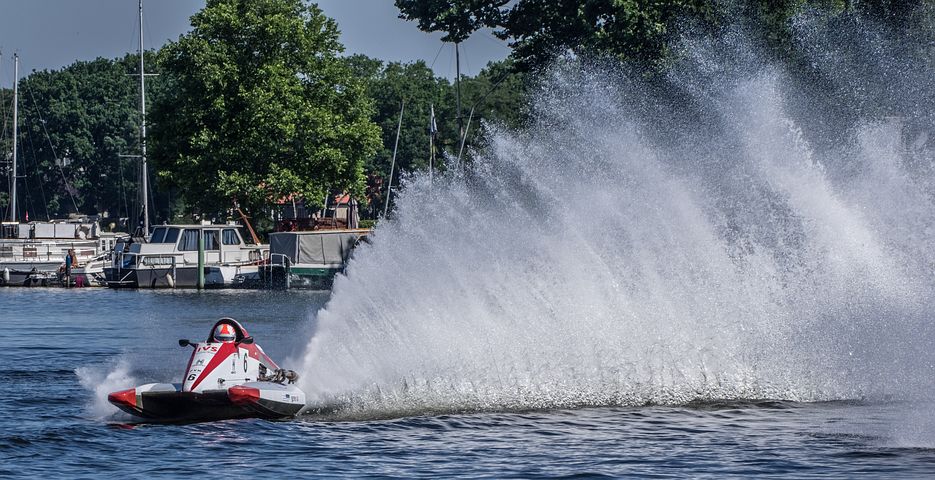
[0,0,525,229]
[1,0,930,229]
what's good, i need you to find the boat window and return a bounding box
[164,228,180,244]
[179,229,200,251]
[150,227,167,243]
[203,230,220,250]
[1,224,16,239]
[142,256,174,266]
[222,229,241,245]
[121,254,137,268]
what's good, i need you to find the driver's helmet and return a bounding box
[213,323,236,343]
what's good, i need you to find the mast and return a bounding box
[384,99,405,217]
[139,0,149,235]
[429,104,436,184]
[455,42,463,140]
[10,54,18,223]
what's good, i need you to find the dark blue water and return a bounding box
[2,289,934,478]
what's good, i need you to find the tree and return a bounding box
[345,55,528,217]
[510,0,717,70]
[149,0,381,218]
[396,0,717,71]
[345,55,454,217]
[348,56,453,175]
[6,56,146,220]
[458,59,528,132]
[0,86,12,214]
[395,0,509,43]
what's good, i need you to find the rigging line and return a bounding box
[469,66,515,110]
[480,31,513,51]
[384,98,405,218]
[22,171,33,221]
[454,65,518,166]
[23,115,50,220]
[429,43,445,70]
[132,153,140,225]
[116,142,129,221]
[1,54,7,223]
[148,166,156,223]
[20,125,37,221]
[143,9,156,54]
[126,3,140,63]
[460,43,471,78]
[24,80,79,213]
[448,44,457,82]
[0,51,7,146]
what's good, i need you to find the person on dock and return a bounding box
[64,249,75,288]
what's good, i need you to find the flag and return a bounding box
[429,104,437,137]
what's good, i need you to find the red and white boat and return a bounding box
[108,318,306,422]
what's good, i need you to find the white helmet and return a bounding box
[213,323,236,343]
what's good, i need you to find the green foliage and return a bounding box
[396,0,717,70]
[347,55,452,177]
[395,0,935,74]
[0,87,10,211]
[4,55,148,220]
[346,55,453,216]
[149,0,381,217]
[505,0,717,70]
[459,58,528,132]
[347,55,529,217]
[395,0,510,43]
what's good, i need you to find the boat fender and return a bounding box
[1,268,8,283]
[166,273,175,288]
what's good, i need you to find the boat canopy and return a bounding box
[268,231,364,265]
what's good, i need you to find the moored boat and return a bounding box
[104,222,268,288]
[0,220,113,287]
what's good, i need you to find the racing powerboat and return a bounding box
[108,318,306,422]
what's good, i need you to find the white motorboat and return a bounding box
[109,318,306,422]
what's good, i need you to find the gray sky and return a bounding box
[0,0,511,88]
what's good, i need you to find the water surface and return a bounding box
[1,290,933,478]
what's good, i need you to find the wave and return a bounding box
[298,17,935,417]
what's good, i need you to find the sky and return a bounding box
[0,0,512,88]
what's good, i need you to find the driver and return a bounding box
[213,323,237,343]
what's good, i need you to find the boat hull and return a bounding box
[104,265,260,289]
[108,382,306,422]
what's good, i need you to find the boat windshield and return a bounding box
[150,227,181,244]
[164,228,180,244]
[150,227,167,243]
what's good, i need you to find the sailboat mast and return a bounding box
[139,0,149,235]
[455,42,463,139]
[10,54,18,223]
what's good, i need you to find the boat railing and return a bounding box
[0,243,77,263]
[260,253,292,289]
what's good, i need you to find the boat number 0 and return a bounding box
[243,357,248,373]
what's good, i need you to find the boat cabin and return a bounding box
[116,223,266,269]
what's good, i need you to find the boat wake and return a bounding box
[76,359,138,420]
[297,15,935,419]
